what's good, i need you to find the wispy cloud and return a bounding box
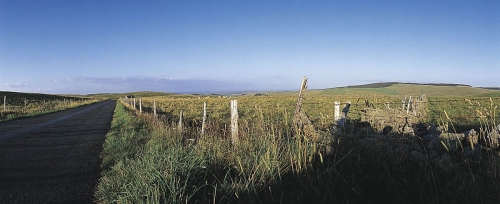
[34,87,53,92]
[2,83,30,88]
[1,76,293,94]
[62,76,257,94]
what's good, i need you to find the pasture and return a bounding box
[96,83,500,203]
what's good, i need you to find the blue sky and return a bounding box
[1,1,499,94]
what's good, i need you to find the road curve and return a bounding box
[0,100,116,203]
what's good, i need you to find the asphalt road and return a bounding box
[0,100,116,203]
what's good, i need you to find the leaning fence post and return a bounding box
[201,102,207,136]
[293,77,308,133]
[230,100,239,147]
[294,77,307,121]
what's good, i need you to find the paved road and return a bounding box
[0,100,116,203]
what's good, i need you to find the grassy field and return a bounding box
[306,84,500,130]
[0,91,100,121]
[314,83,500,97]
[96,83,500,203]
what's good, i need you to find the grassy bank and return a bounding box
[96,101,209,203]
[0,91,100,122]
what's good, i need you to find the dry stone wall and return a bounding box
[360,94,427,134]
[348,94,499,172]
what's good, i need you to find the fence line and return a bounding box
[130,98,496,123]
[116,82,498,140]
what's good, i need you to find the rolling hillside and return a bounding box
[312,83,500,97]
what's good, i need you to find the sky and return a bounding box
[1,1,499,94]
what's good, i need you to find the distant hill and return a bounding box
[480,87,500,90]
[312,82,500,97]
[345,82,400,88]
[345,82,472,89]
[0,91,86,100]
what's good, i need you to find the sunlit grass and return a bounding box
[0,92,99,121]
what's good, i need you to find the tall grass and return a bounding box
[0,94,99,121]
[97,102,208,203]
[97,100,331,203]
[96,96,500,203]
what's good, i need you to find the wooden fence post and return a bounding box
[294,77,307,122]
[178,110,183,133]
[139,99,142,113]
[230,100,239,146]
[3,96,5,111]
[291,77,319,139]
[338,101,351,127]
[201,102,207,136]
[407,96,412,114]
[334,101,340,123]
[153,99,157,117]
[412,97,417,115]
[293,77,308,132]
[402,96,407,110]
[24,99,27,112]
[133,98,136,110]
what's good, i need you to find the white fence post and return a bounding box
[338,101,351,127]
[334,101,340,123]
[178,110,183,133]
[230,100,239,147]
[133,98,136,110]
[4,96,6,111]
[153,99,157,117]
[201,102,207,136]
[139,99,142,113]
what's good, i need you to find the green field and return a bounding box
[314,83,500,97]
[96,83,500,203]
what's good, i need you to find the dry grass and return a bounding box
[96,94,500,203]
